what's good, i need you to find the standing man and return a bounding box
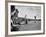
[34,16,36,23]
[25,15,28,24]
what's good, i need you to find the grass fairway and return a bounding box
[19,21,41,31]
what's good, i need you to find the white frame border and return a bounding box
[8,2,44,35]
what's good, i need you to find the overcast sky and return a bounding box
[15,5,41,19]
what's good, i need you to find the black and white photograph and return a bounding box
[8,2,44,35]
[11,5,41,31]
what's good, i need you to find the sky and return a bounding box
[15,5,41,19]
